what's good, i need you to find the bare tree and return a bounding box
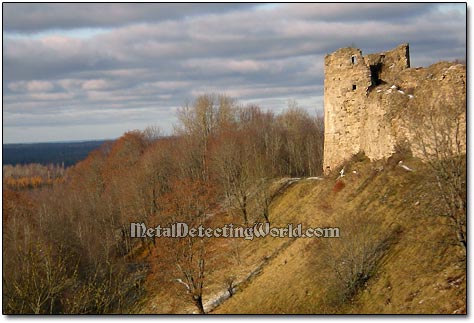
[162,179,215,314]
[277,105,324,176]
[3,242,72,314]
[316,215,399,307]
[175,94,237,181]
[212,129,253,225]
[404,93,466,252]
[224,275,237,296]
[174,237,207,314]
[142,125,163,144]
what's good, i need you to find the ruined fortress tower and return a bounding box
[323,43,466,173]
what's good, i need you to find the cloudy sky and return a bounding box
[3,3,466,143]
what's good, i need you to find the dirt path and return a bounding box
[204,237,297,313]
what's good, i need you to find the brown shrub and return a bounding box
[333,180,346,194]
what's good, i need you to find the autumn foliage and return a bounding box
[3,163,65,190]
[3,94,325,314]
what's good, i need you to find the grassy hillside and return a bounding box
[141,153,466,314]
[215,154,465,314]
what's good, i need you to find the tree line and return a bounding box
[3,163,66,190]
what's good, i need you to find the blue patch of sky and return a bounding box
[436,3,466,14]
[254,3,283,11]
[4,27,111,40]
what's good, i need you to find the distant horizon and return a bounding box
[2,138,115,145]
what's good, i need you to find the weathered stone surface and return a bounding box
[323,43,466,173]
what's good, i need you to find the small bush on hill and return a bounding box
[332,180,346,194]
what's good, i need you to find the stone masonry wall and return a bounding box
[323,43,466,173]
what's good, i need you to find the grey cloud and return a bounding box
[2,3,466,143]
[277,3,434,22]
[3,3,254,33]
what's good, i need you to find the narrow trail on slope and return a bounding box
[203,177,310,313]
[184,177,312,314]
[204,237,298,313]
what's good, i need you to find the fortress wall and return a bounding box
[323,47,371,172]
[323,43,466,173]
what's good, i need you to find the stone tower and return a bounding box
[323,44,411,173]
